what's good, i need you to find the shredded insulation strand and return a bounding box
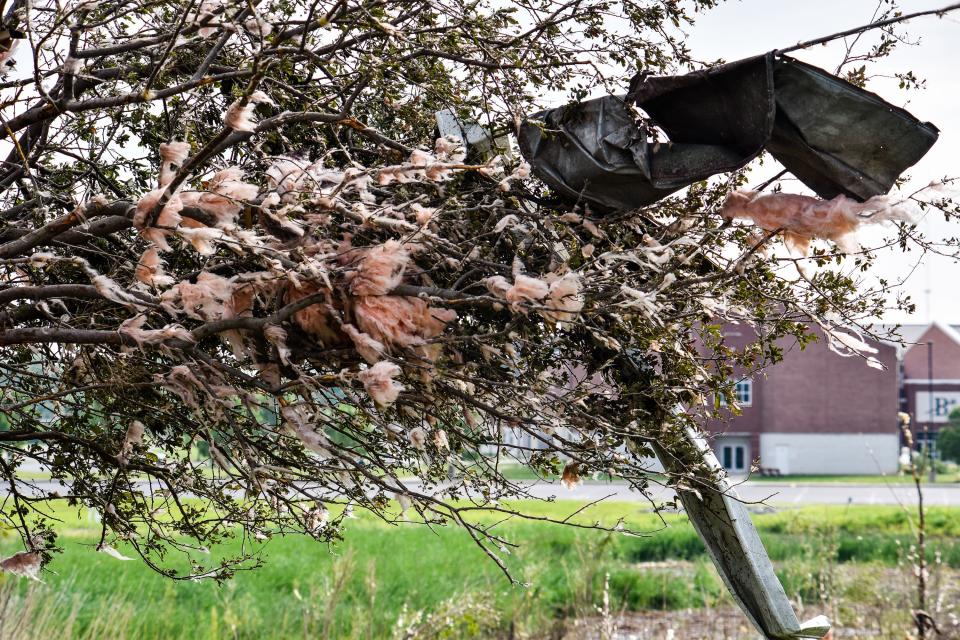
[720,190,915,255]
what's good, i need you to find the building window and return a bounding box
[721,444,747,472]
[734,379,752,406]
[718,379,752,407]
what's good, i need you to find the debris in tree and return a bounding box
[720,190,916,255]
[0,550,41,580]
[519,53,938,211]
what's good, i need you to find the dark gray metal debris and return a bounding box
[518,53,938,211]
[435,108,495,154]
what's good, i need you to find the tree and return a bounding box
[0,0,952,594]
[939,409,960,463]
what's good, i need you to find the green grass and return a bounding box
[1,502,958,639]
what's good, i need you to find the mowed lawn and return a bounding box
[1,501,959,639]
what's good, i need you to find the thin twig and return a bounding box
[779,2,960,54]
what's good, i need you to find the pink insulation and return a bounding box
[353,295,456,351]
[160,272,236,321]
[349,240,409,296]
[224,91,274,132]
[0,551,41,580]
[286,283,345,347]
[357,361,405,407]
[543,272,584,323]
[180,167,259,227]
[159,141,191,188]
[343,323,386,364]
[135,247,174,287]
[720,190,915,255]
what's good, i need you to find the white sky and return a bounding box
[685,0,960,324]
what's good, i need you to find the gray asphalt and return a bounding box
[521,480,960,506]
[10,478,960,506]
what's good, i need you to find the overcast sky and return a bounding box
[683,1,960,324]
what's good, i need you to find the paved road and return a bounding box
[11,478,960,507]
[522,480,960,506]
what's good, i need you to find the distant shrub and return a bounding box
[937,420,960,463]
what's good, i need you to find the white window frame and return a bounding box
[721,444,747,472]
[717,378,753,407]
[734,379,752,406]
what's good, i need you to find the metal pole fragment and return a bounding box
[650,428,830,640]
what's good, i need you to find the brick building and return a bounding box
[706,325,900,475]
[895,321,960,454]
[503,322,953,476]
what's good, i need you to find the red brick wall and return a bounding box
[897,324,960,437]
[903,325,960,380]
[902,324,960,380]
[706,326,764,441]
[704,325,898,438]
[761,329,898,434]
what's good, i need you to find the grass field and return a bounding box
[1,501,959,639]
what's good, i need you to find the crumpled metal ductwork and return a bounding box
[518,52,938,211]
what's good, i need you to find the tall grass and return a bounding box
[0,503,957,638]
